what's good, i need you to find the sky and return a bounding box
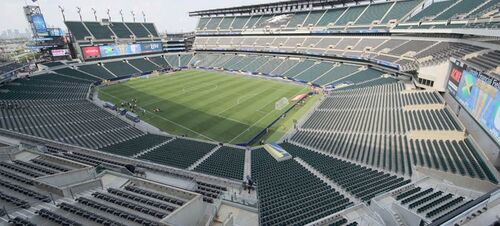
[0,0,282,34]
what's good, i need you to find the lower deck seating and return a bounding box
[78,64,116,79]
[103,61,141,77]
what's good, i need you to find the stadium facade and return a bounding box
[0,0,499,225]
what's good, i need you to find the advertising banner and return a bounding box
[50,49,70,56]
[99,45,121,57]
[141,42,162,53]
[82,46,101,59]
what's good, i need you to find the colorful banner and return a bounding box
[31,14,47,33]
[454,68,499,143]
[81,46,101,59]
[99,45,120,57]
[50,49,69,56]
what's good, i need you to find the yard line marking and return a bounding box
[99,91,217,141]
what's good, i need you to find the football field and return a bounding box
[98,70,313,144]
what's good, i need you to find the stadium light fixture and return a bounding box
[131,11,136,22]
[107,9,111,21]
[76,7,82,21]
[91,8,97,21]
[119,10,124,22]
[58,5,66,21]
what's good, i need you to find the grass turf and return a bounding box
[98,70,313,144]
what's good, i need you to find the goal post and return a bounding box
[275,97,289,110]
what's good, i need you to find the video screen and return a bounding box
[31,14,47,33]
[455,68,499,143]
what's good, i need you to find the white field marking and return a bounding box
[216,92,259,115]
[99,92,217,141]
[228,109,278,143]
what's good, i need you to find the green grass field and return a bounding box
[98,70,316,144]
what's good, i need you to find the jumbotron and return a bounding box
[0,0,499,226]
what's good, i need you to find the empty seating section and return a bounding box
[125,22,151,38]
[99,134,171,157]
[251,148,352,226]
[193,35,476,70]
[231,17,250,29]
[109,22,133,38]
[206,17,223,30]
[356,3,393,25]
[61,152,127,167]
[467,50,500,71]
[143,23,159,37]
[139,139,217,169]
[57,202,126,226]
[283,60,315,77]
[179,54,193,67]
[9,217,36,226]
[91,192,168,218]
[84,22,114,40]
[410,138,497,183]
[192,53,395,86]
[435,0,484,20]
[281,143,411,202]
[124,185,185,206]
[317,8,347,27]
[166,55,180,68]
[65,21,91,40]
[395,186,469,220]
[78,64,116,79]
[54,67,101,82]
[381,0,422,23]
[336,6,367,26]
[288,81,497,183]
[294,62,333,81]
[148,56,171,68]
[388,40,433,55]
[218,17,234,29]
[195,181,226,203]
[197,18,211,30]
[408,1,454,22]
[291,131,414,175]
[287,12,308,28]
[128,58,161,72]
[103,61,140,77]
[194,146,245,180]
[0,75,89,100]
[303,11,325,27]
[0,71,150,150]
[314,64,359,85]
[36,208,83,226]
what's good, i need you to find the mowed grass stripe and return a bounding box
[99,70,308,143]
